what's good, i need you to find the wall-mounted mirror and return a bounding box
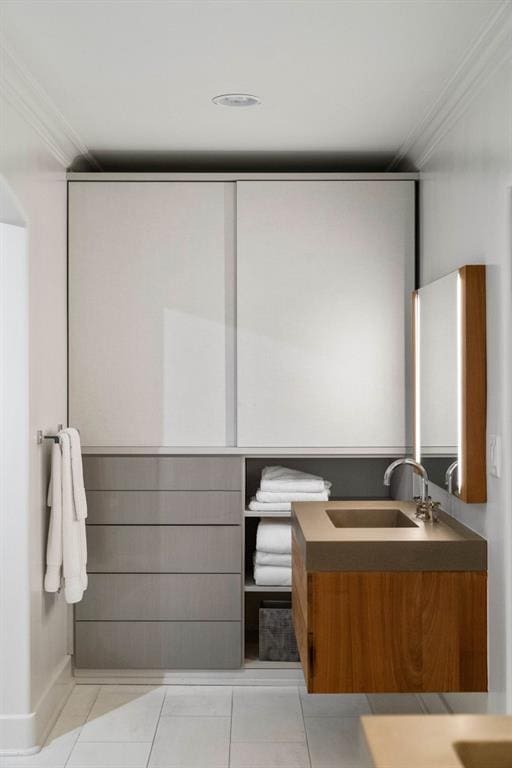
[414,265,486,503]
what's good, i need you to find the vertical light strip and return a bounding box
[457,272,463,493]
[414,291,421,463]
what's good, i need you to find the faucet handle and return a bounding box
[430,500,441,522]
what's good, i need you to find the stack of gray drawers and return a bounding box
[75,456,243,669]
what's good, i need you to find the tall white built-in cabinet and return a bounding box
[69,177,414,450]
[68,173,415,671]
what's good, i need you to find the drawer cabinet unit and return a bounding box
[76,456,243,670]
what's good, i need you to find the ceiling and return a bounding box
[0,0,504,170]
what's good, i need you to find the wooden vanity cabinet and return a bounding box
[292,534,487,693]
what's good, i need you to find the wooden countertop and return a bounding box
[362,714,512,768]
[292,500,486,571]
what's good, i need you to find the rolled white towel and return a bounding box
[260,465,328,493]
[249,498,291,513]
[253,564,291,587]
[254,551,292,568]
[256,481,331,504]
[256,518,292,554]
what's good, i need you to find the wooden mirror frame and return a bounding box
[413,265,487,503]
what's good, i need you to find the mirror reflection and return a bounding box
[417,271,458,492]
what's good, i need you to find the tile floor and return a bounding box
[1,686,430,768]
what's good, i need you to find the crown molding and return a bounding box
[389,1,512,171]
[0,38,101,170]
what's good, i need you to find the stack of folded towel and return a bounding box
[248,465,331,514]
[254,518,292,586]
[252,467,332,586]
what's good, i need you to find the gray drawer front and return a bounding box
[86,490,242,525]
[87,525,241,573]
[75,621,241,669]
[83,456,242,491]
[76,574,241,620]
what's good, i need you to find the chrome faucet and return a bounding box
[383,458,439,522]
[445,460,458,495]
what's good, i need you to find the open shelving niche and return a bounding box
[241,455,402,669]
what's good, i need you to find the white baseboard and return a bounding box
[73,666,305,686]
[0,655,74,755]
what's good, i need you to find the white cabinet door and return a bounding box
[69,182,235,447]
[236,181,414,448]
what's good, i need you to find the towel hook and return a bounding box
[37,424,64,444]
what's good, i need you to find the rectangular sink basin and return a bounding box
[454,740,512,768]
[326,508,418,529]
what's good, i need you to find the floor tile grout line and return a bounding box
[298,686,313,768]
[62,683,103,768]
[227,686,234,768]
[144,685,167,768]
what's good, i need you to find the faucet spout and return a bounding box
[445,460,458,495]
[383,457,429,504]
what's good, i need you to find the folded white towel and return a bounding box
[256,518,292,554]
[249,498,292,512]
[255,551,292,567]
[45,434,88,604]
[253,564,292,587]
[260,465,328,493]
[64,427,87,521]
[256,482,331,504]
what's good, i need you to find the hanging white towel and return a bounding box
[260,466,327,493]
[44,433,88,604]
[64,427,87,521]
[44,442,63,593]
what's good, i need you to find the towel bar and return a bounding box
[36,424,64,444]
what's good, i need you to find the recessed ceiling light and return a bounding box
[212,93,260,107]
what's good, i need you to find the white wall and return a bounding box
[0,95,70,751]
[417,58,512,713]
[0,222,30,720]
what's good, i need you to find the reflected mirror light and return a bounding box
[416,271,458,492]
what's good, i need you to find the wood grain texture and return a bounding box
[86,490,242,525]
[459,265,487,503]
[298,570,487,693]
[292,533,310,678]
[422,571,487,691]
